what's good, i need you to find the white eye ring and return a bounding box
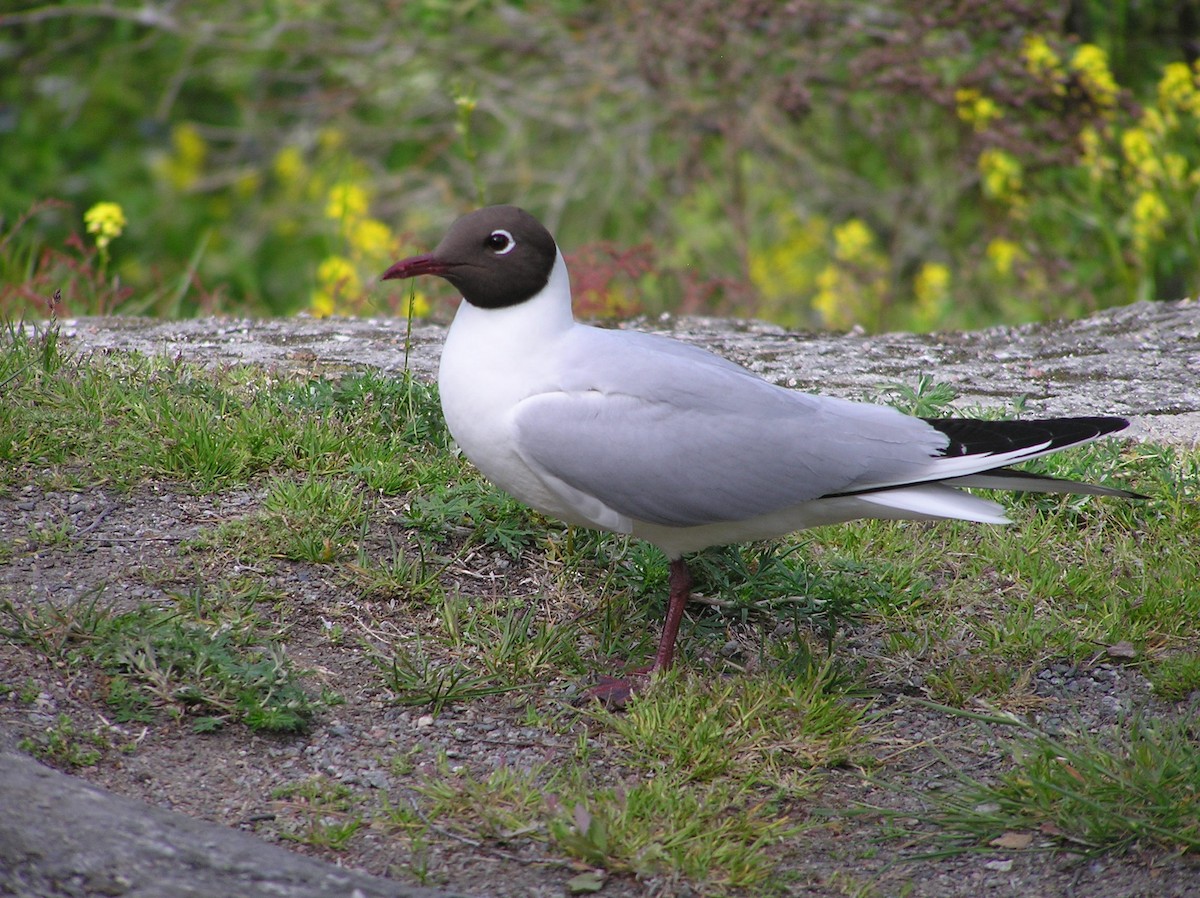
[488,229,516,255]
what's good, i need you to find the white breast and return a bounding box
[436,251,626,530]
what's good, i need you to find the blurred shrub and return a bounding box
[0,0,1197,330]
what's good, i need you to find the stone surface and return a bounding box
[0,739,467,898]
[50,297,1200,445]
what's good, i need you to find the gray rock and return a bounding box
[51,298,1200,445]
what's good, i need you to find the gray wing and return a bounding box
[511,329,948,528]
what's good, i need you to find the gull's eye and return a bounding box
[486,229,516,255]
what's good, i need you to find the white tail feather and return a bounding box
[856,484,1012,524]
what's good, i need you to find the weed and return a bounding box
[688,541,913,644]
[272,776,364,850]
[19,713,108,769]
[345,542,444,604]
[204,476,368,563]
[592,663,864,785]
[1151,653,1200,701]
[412,756,801,888]
[403,473,544,557]
[2,593,317,732]
[926,710,1200,854]
[872,375,961,417]
[439,596,584,682]
[372,636,522,714]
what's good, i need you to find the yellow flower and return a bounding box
[317,255,360,291]
[748,213,828,304]
[911,262,951,329]
[1022,34,1061,75]
[84,202,126,250]
[832,219,874,263]
[348,218,394,258]
[1131,190,1169,254]
[985,238,1023,277]
[1070,44,1119,109]
[173,123,206,167]
[404,291,432,319]
[1120,127,1163,186]
[978,148,1023,202]
[1120,127,1154,166]
[915,263,949,303]
[1078,126,1114,181]
[325,183,370,222]
[1140,107,1167,137]
[272,146,306,185]
[812,264,845,327]
[1164,152,1190,185]
[317,127,345,154]
[155,123,208,190]
[1157,62,1197,114]
[311,291,336,318]
[955,89,1003,132]
[312,255,362,316]
[1022,34,1065,90]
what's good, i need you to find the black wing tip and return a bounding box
[1073,415,1131,436]
[924,415,1132,458]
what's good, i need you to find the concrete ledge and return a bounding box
[53,297,1200,445]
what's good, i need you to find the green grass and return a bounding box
[4,319,1197,707]
[271,776,365,850]
[0,585,320,733]
[591,661,865,783]
[0,320,448,494]
[386,663,861,890]
[18,713,108,769]
[921,709,1200,855]
[408,740,803,888]
[1150,653,1200,701]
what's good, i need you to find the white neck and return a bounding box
[436,249,592,522]
[437,248,578,415]
[446,249,575,346]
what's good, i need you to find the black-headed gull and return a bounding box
[383,205,1137,701]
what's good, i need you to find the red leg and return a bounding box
[583,558,693,707]
[652,558,693,671]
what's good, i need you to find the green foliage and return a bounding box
[372,596,584,712]
[1150,653,1200,701]
[1,589,318,733]
[0,326,447,493]
[3,3,1198,328]
[593,662,865,779]
[404,662,862,887]
[929,712,1200,854]
[413,739,804,888]
[403,473,545,557]
[372,639,523,715]
[18,713,108,769]
[271,776,365,850]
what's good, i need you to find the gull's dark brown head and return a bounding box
[382,205,558,309]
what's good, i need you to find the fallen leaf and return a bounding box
[567,870,607,893]
[574,803,592,834]
[991,831,1034,850]
[1106,640,1138,660]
